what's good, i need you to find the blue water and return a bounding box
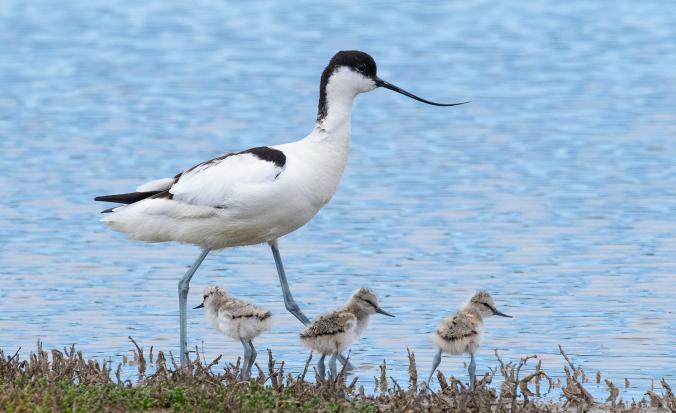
[1,0,675,401]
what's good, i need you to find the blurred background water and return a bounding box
[0,0,674,400]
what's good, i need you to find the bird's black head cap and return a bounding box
[317,50,377,122]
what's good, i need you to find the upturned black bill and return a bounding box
[375,77,470,107]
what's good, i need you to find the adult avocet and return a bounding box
[95,50,467,366]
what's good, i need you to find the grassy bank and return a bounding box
[1,340,673,412]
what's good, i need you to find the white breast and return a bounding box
[273,128,351,212]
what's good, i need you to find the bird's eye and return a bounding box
[356,63,367,73]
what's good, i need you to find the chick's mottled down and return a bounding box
[200,286,271,340]
[194,285,271,380]
[301,311,357,355]
[433,311,482,355]
[300,288,394,379]
[427,290,512,388]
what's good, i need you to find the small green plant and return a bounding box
[0,339,673,412]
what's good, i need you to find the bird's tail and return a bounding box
[94,191,163,213]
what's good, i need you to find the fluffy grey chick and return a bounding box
[300,288,394,378]
[194,285,271,380]
[426,290,511,389]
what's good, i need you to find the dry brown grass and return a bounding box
[0,339,673,412]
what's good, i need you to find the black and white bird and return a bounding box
[300,288,393,379]
[193,286,271,380]
[426,291,512,389]
[94,50,467,366]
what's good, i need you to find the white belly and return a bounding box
[207,311,271,341]
[300,331,356,355]
[433,332,479,355]
[102,195,321,250]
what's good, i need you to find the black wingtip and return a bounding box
[94,191,162,204]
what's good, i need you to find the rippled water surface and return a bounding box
[1,0,675,400]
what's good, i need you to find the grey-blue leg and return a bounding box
[268,240,311,325]
[338,353,352,369]
[240,338,251,380]
[268,239,352,369]
[426,349,442,385]
[178,248,210,367]
[247,340,257,378]
[317,354,326,379]
[329,353,338,379]
[468,352,476,390]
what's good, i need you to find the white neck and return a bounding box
[278,69,370,211]
[318,95,353,133]
[313,67,363,138]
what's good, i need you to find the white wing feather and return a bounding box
[170,152,285,208]
[135,177,175,192]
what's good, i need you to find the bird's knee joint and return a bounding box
[178,279,191,291]
[284,302,300,313]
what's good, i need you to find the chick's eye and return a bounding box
[356,63,367,73]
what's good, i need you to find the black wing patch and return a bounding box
[241,147,286,168]
[182,146,286,175]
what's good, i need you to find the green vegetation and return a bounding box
[0,379,335,413]
[0,340,673,412]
